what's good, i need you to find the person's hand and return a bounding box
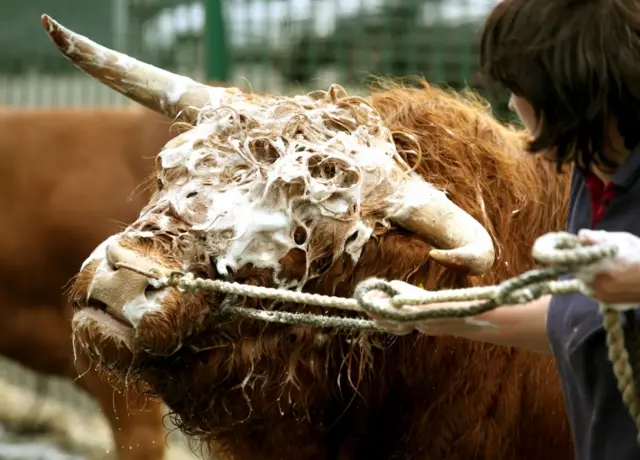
[577,229,640,304]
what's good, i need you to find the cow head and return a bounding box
[44,15,500,440]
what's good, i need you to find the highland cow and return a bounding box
[42,13,574,460]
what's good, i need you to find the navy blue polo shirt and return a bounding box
[547,143,640,460]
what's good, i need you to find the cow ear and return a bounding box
[41,14,238,124]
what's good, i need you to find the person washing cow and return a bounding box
[369,0,640,458]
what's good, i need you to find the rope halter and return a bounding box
[119,231,640,443]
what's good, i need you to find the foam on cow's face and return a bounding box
[137,87,407,275]
[70,86,414,367]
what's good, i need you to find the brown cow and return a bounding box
[44,14,574,460]
[0,105,176,459]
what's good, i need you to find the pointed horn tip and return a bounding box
[42,19,78,61]
[41,14,56,33]
[41,14,68,51]
[429,247,496,276]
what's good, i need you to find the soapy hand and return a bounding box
[577,229,640,304]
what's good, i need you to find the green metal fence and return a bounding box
[0,0,511,117]
[217,0,486,88]
[209,0,511,117]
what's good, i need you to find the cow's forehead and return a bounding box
[155,93,401,183]
[136,90,409,279]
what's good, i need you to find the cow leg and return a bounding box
[0,301,166,460]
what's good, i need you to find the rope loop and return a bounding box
[532,231,619,266]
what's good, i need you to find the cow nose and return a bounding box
[107,243,146,273]
[86,242,170,327]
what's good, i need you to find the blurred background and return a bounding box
[0,1,512,459]
[0,0,512,117]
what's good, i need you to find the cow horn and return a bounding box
[388,179,495,275]
[41,14,230,122]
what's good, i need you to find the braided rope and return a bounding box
[601,308,640,443]
[119,231,640,441]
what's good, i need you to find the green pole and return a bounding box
[204,0,231,83]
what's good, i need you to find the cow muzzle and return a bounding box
[86,242,172,329]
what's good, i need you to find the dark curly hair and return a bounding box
[480,0,640,173]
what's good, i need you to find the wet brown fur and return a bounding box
[70,80,573,460]
[0,106,178,460]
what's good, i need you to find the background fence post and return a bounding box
[204,0,231,83]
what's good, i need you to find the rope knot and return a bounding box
[172,271,197,293]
